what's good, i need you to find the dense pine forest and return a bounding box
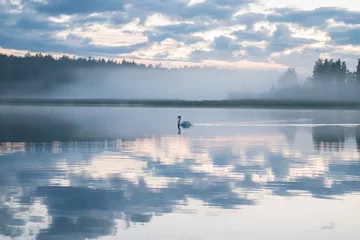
[0,52,247,97]
[0,52,360,101]
[0,52,165,95]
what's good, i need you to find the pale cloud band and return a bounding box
[0,0,359,72]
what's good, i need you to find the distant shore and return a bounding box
[2,98,360,109]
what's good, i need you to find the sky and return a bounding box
[0,0,360,73]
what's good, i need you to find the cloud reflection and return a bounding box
[0,107,359,239]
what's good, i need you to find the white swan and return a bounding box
[177,115,192,128]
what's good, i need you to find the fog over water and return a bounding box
[57,68,287,100]
[10,67,297,100]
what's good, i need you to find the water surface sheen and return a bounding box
[0,106,359,240]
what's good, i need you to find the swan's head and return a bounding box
[177,115,181,119]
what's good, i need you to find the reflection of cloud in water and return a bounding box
[0,198,50,239]
[0,128,359,238]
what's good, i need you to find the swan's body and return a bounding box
[177,116,192,128]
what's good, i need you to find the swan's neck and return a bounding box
[178,117,181,125]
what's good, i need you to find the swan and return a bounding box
[177,116,192,128]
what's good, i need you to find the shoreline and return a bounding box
[1,98,360,109]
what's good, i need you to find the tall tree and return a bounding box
[277,67,298,89]
[339,60,347,84]
[313,58,325,83]
[356,59,360,84]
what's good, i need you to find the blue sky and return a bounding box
[0,0,360,73]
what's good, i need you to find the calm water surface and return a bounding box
[0,106,359,240]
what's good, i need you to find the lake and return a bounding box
[0,106,359,240]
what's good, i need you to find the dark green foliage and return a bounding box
[0,52,163,95]
[311,58,349,85]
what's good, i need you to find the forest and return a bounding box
[0,52,360,101]
[266,58,360,101]
[0,52,246,97]
[0,52,164,95]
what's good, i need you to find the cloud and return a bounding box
[211,36,241,51]
[233,12,267,28]
[110,12,132,25]
[15,15,66,31]
[244,46,269,62]
[25,0,126,15]
[0,10,66,32]
[127,0,254,23]
[27,0,254,23]
[229,24,316,63]
[67,12,133,32]
[210,0,254,7]
[267,7,360,28]
[0,30,147,56]
[189,35,244,61]
[152,51,171,60]
[146,32,203,44]
[188,24,317,63]
[231,29,270,42]
[267,24,316,52]
[66,33,92,45]
[155,23,210,35]
[328,27,360,45]
[0,0,359,71]
[0,2,146,58]
[143,23,206,44]
[180,2,235,20]
[69,14,109,28]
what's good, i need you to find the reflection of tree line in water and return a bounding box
[263,109,360,152]
[3,120,360,153]
[0,140,129,153]
[312,126,360,152]
[2,127,360,153]
[280,125,360,152]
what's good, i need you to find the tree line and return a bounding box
[1,51,360,101]
[0,52,163,95]
[269,58,360,101]
[0,52,243,96]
